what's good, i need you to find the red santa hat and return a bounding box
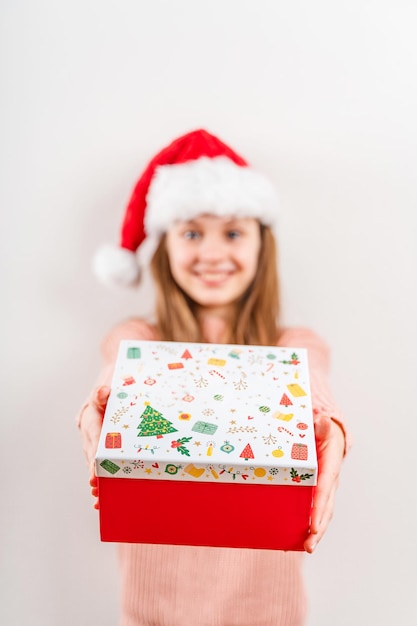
[93,129,278,287]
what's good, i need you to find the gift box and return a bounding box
[95,340,317,551]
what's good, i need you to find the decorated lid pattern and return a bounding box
[95,340,317,486]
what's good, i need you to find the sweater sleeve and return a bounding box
[101,318,156,363]
[278,326,352,454]
[98,318,157,384]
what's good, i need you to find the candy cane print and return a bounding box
[266,362,274,373]
[209,369,225,380]
[277,426,294,436]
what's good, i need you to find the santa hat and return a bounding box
[93,129,278,287]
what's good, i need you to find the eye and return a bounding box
[183,230,201,240]
[226,229,241,240]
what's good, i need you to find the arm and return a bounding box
[76,318,156,508]
[278,327,351,553]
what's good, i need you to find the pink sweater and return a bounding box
[101,324,347,626]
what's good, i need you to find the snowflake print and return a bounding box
[233,378,248,391]
[194,376,209,388]
[262,433,277,445]
[247,353,263,365]
[202,408,215,416]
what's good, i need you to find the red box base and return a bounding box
[98,477,314,551]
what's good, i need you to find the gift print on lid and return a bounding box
[95,340,317,486]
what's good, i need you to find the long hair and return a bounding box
[150,225,280,346]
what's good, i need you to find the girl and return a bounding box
[78,129,349,626]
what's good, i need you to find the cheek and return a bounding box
[166,237,180,266]
[247,260,260,283]
[167,248,192,277]
[239,247,260,276]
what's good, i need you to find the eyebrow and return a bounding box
[181,218,245,227]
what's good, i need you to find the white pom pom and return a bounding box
[92,244,141,287]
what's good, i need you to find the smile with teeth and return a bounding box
[199,272,230,278]
[195,269,234,283]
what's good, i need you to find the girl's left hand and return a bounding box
[304,416,346,553]
[77,385,111,509]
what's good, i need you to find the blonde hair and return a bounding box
[150,225,280,346]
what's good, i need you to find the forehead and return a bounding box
[173,214,259,228]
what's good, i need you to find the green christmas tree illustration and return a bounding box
[137,403,178,439]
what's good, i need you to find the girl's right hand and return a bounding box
[77,385,111,509]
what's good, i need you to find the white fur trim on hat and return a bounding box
[145,156,278,237]
[92,244,141,287]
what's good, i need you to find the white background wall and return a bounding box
[1,1,416,624]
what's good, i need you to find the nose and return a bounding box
[198,233,226,262]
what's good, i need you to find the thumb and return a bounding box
[314,415,332,446]
[95,385,111,412]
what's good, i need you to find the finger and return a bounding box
[305,480,338,552]
[314,415,332,449]
[311,418,342,531]
[315,483,336,534]
[95,385,111,411]
[82,434,97,466]
[81,412,103,453]
[310,470,336,532]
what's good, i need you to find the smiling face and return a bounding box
[165,215,262,318]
